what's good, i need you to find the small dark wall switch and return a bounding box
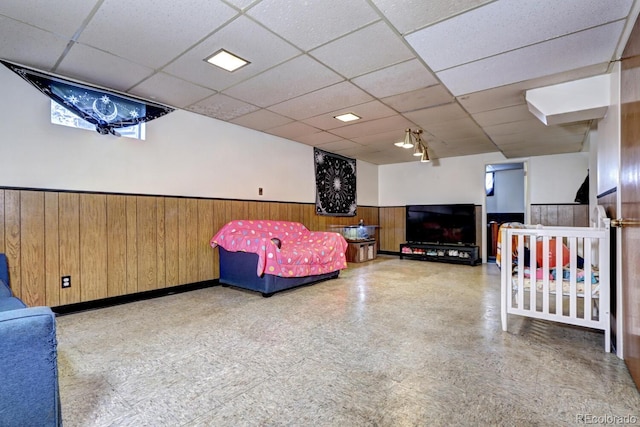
[61,276,71,288]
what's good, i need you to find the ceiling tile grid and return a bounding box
[247,0,381,51]
[0,0,637,164]
[77,0,239,69]
[436,21,626,96]
[162,15,302,92]
[309,21,416,78]
[406,0,633,72]
[267,81,373,120]
[221,55,343,108]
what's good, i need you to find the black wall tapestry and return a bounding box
[314,148,356,216]
[2,60,174,136]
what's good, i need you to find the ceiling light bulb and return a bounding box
[206,49,249,72]
[413,142,423,156]
[421,148,431,163]
[402,129,414,148]
[334,112,361,122]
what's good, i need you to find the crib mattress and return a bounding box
[511,277,600,298]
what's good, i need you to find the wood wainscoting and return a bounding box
[378,206,406,253]
[530,203,589,227]
[0,188,378,308]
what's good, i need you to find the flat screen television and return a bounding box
[406,204,476,245]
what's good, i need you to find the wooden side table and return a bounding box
[346,239,377,263]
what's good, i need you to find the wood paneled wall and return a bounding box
[0,188,379,307]
[530,204,589,227]
[379,207,406,252]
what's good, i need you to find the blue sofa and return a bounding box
[0,253,62,426]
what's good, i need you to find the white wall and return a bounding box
[486,168,525,213]
[378,152,506,206]
[596,61,621,195]
[0,64,379,205]
[379,151,587,206]
[528,152,589,204]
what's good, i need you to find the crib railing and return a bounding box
[500,221,611,352]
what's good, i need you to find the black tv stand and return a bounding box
[399,242,480,266]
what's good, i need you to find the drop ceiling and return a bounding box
[0,0,637,164]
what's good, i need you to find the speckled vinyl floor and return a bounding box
[56,256,639,426]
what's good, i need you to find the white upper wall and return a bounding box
[528,152,589,203]
[596,61,621,195]
[378,151,587,206]
[379,151,589,206]
[0,64,378,205]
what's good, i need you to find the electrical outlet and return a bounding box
[61,276,71,288]
[259,187,263,196]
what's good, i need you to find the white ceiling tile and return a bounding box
[352,59,439,98]
[501,143,584,158]
[357,149,416,164]
[423,118,487,140]
[491,131,585,146]
[294,132,344,146]
[57,44,154,92]
[444,134,495,146]
[268,81,373,120]
[484,119,590,137]
[432,143,498,159]
[333,145,381,157]
[266,121,321,139]
[437,21,625,95]
[403,102,468,127]
[0,0,99,38]
[484,118,550,136]
[163,15,301,91]
[371,0,494,34]
[310,21,415,78]
[0,17,70,70]
[247,0,380,51]
[223,55,343,107]
[230,109,293,131]
[407,0,632,72]
[302,100,397,130]
[330,115,414,139]
[78,0,238,69]
[382,85,454,113]
[187,93,260,120]
[435,136,498,156]
[130,72,214,108]
[457,62,608,113]
[351,128,411,147]
[472,104,533,127]
[316,140,362,152]
[224,0,256,10]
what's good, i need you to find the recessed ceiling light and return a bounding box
[205,49,249,72]
[334,113,361,122]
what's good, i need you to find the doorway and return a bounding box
[484,162,526,262]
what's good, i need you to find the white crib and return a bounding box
[500,214,611,352]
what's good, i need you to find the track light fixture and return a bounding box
[395,128,430,163]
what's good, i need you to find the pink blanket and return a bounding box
[210,220,348,277]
